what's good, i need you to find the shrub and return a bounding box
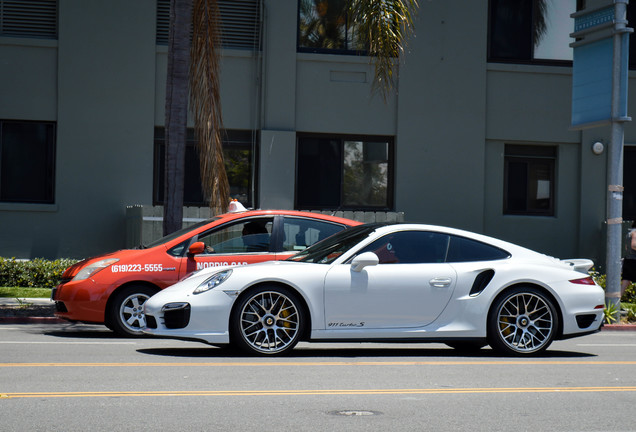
[590,269,636,323]
[0,257,79,288]
[589,269,636,302]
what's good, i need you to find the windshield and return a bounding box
[287,223,387,264]
[142,218,220,249]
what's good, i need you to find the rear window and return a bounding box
[446,236,510,262]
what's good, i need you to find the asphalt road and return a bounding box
[1,323,635,432]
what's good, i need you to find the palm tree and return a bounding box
[163,0,227,236]
[163,0,419,235]
[349,0,419,100]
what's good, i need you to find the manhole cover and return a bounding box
[331,410,381,416]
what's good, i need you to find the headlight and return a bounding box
[73,258,119,281]
[193,269,232,294]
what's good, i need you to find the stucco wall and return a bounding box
[0,0,632,263]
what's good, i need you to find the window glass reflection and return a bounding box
[489,0,576,62]
[298,0,365,52]
[534,0,575,60]
[343,141,389,207]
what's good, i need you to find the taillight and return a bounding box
[569,276,597,285]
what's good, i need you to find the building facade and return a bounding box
[1,0,635,267]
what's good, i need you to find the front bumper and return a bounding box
[51,279,109,323]
[143,289,234,345]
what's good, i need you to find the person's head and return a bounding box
[242,221,267,236]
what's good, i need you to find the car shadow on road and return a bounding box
[135,345,597,359]
[44,328,116,339]
[40,324,598,359]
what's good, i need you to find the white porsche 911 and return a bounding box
[142,223,605,356]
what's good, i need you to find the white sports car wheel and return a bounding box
[231,287,304,355]
[488,287,558,356]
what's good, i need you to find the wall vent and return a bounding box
[156,0,261,50]
[0,0,57,39]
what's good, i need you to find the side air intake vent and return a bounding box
[469,269,495,297]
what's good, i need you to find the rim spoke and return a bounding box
[120,294,149,332]
[497,292,553,353]
[240,291,299,353]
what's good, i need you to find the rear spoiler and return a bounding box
[562,258,594,274]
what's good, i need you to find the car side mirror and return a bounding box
[188,241,206,256]
[351,252,379,272]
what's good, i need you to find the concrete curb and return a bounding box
[0,298,53,306]
[0,317,66,324]
[601,323,636,331]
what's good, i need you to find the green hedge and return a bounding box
[0,258,79,288]
[590,270,636,303]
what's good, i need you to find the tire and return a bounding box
[487,286,559,356]
[108,285,157,337]
[230,286,305,356]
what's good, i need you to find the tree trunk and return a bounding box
[163,0,193,236]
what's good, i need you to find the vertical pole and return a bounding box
[606,0,629,322]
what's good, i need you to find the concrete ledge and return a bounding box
[601,323,636,331]
[0,316,65,324]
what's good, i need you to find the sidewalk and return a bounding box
[0,297,64,324]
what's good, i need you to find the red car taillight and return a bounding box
[569,276,597,285]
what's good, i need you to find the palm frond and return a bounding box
[349,0,418,101]
[532,0,548,48]
[190,0,229,215]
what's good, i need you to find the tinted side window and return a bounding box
[197,217,274,254]
[282,217,344,251]
[446,236,510,262]
[358,231,450,264]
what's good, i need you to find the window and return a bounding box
[504,145,556,216]
[196,217,273,254]
[0,120,56,203]
[153,128,257,207]
[359,231,450,264]
[297,0,365,53]
[156,0,261,49]
[0,0,57,39]
[296,134,393,210]
[281,216,345,251]
[357,231,511,264]
[446,236,510,262]
[488,0,577,63]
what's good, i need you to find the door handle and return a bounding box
[429,277,452,288]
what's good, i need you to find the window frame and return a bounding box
[194,216,275,255]
[296,0,368,55]
[354,230,511,264]
[153,127,258,208]
[503,144,557,216]
[276,215,349,252]
[295,132,395,211]
[487,0,580,66]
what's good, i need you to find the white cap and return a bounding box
[228,199,247,212]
